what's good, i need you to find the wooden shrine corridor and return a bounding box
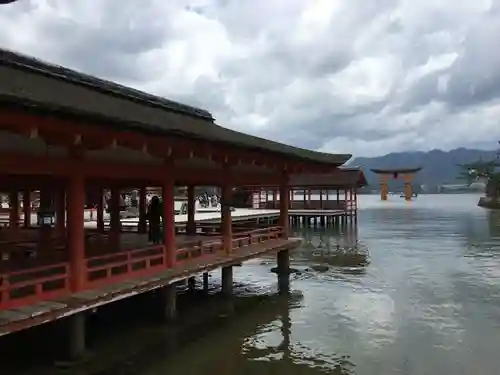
[0,226,288,314]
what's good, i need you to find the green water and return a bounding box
[127,193,500,375]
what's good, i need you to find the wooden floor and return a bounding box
[84,208,280,229]
[0,237,301,336]
[288,209,347,216]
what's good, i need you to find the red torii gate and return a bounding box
[371,168,422,201]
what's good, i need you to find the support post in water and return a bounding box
[162,284,177,322]
[203,272,209,292]
[221,266,233,295]
[277,249,291,294]
[67,312,86,361]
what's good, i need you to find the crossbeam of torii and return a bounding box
[370,167,422,201]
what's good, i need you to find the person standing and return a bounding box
[147,196,162,244]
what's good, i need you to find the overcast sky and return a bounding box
[1,0,500,157]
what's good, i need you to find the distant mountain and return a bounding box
[349,148,498,191]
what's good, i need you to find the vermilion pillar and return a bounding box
[109,187,121,246]
[344,189,348,210]
[279,173,289,239]
[186,185,196,235]
[55,188,66,236]
[379,174,389,201]
[221,184,232,254]
[138,187,147,233]
[68,174,85,291]
[9,190,19,229]
[162,179,176,267]
[22,190,31,227]
[96,188,104,232]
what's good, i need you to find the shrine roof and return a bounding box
[289,167,367,187]
[0,49,351,167]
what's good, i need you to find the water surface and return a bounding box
[58,194,500,374]
[171,193,500,375]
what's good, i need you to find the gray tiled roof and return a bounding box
[0,48,351,166]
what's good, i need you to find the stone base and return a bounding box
[478,197,500,209]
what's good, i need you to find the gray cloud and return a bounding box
[1,0,500,157]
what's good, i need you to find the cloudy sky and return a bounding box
[1,0,500,157]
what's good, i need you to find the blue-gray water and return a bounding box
[22,194,500,375]
[129,193,500,375]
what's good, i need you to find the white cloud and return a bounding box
[1,0,500,157]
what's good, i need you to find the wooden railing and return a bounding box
[0,225,285,310]
[85,244,165,289]
[260,200,348,210]
[232,226,283,248]
[176,239,223,261]
[345,199,357,214]
[175,226,284,261]
[0,262,70,310]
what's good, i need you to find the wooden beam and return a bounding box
[0,108,333,174]
[0,151,281,186]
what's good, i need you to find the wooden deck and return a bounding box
[288,209,346,216]
[108,208,280,228]
[0,236,300,336]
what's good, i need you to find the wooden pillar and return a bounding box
[336,189,340,204]
[186,185,196,235]
[67,174,85,292]
[162,178,176,268]
[221,266,233,295]
[402,174,414,201]
[279,172,289,239]
[138,187,147,233]
[221,184,232,254]
[109,187,121,246]
[344,189,348,211]
[55,188,66,236]
[96,188,104,232]
[354,189,358,211]
[38,189,53,251]
[22,190,31,228]
[277,249,291,294]
[273,188,277,209]
[319,188,323,209]
[109,188,121,231]
[203,272,209,292]
[67,312,86,361]
[307,188,312,208]
[161,283,177,322]
[379,175,389,201]
[8,190,19,229]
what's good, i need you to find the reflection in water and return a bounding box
[294,224,370,271]
[136,292,355,375]
[238,294,355,375]
[23,194,500,375]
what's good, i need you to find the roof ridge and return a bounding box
[0,48,213,120]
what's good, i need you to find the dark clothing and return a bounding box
[147,200,163,244]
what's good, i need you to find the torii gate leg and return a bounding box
[379,175,389,201]
[402,174,414,201]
